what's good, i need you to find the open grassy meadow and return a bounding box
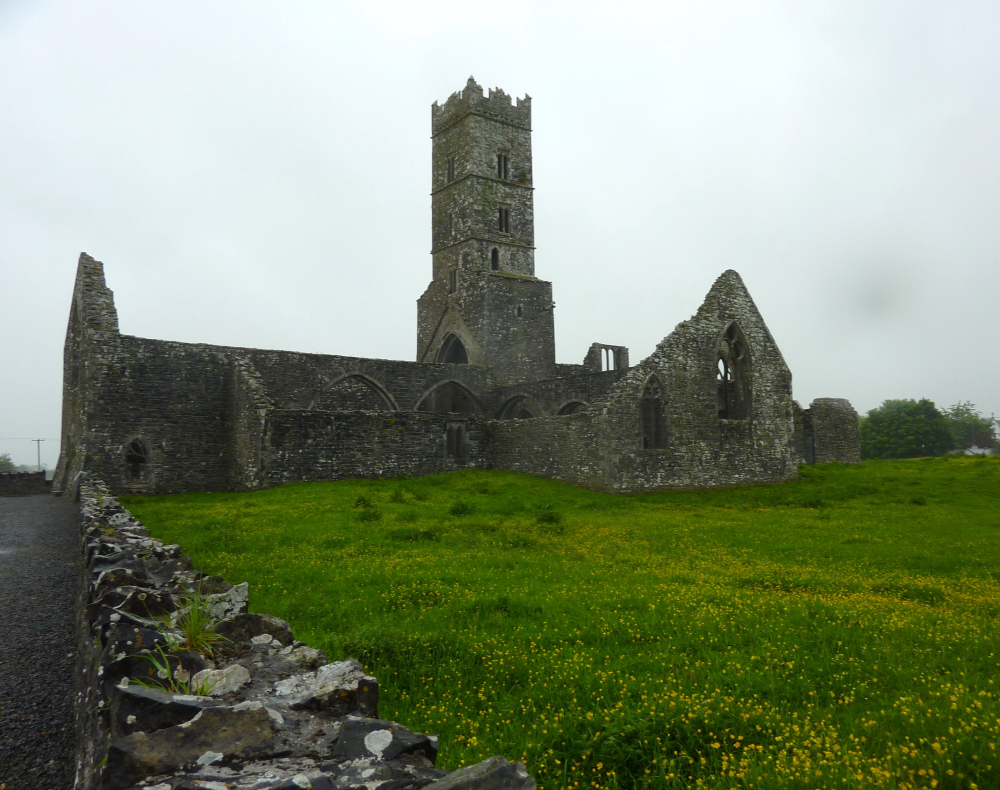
[122,456,1000,790]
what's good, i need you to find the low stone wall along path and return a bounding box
[0,494,79,790]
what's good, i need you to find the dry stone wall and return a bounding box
[0,471,50,495]
[74,477,535,790]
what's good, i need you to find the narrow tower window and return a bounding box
[448,269,457,294]
[498,208,511,233]
[516,305,523,317]
[497,153,510,180]
[447,157,456,181]
[491,248,499,270]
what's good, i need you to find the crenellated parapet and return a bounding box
[432,76,531,134]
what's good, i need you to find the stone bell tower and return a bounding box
[417,77,555,386]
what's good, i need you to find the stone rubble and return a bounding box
[75,478,535,790]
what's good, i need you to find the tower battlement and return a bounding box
[432,76,531,134]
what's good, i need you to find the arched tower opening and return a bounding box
[436,334,469,364]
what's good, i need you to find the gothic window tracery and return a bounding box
[717,322,751,420]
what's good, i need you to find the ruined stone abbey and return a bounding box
[54,78,860,497]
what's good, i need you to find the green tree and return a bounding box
[859,399,955,460]
[942,401,996,449]
[0,453,16,473]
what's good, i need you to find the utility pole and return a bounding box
[31,439,44,472]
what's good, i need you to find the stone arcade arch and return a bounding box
[717,322,752,420]
[436,333,470,364]
[497,396,540,420]
[556,401,588,416]
[416,381,482,414]
[320,373,398,411]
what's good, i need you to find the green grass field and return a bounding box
[122,456,1000,790]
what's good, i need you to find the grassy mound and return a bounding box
[124,456,1000,789]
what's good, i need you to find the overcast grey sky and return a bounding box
[2,0,998,467]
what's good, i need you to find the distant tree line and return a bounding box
[860,400,996,460]
[0,453,51,474]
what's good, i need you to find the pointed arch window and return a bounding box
[717,322,751,420]
[640,378,667,449]
[436,334,469,364]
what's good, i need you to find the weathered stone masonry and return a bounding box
[54,78,860,498]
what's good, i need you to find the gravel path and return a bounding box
[0,494,79,790]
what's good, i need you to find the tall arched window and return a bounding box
[640,377,667,449]
[124,438,148,479]
[717,322,751,420]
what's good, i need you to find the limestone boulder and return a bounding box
[320,760,447,789]
[104,702,274,790]
[191,663,251,696]
[332,716,439,764]
[215,611,295,648]
[281,658,378,717]
[110,684,220,740]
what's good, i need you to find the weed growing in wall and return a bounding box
[124,457,1000,790]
